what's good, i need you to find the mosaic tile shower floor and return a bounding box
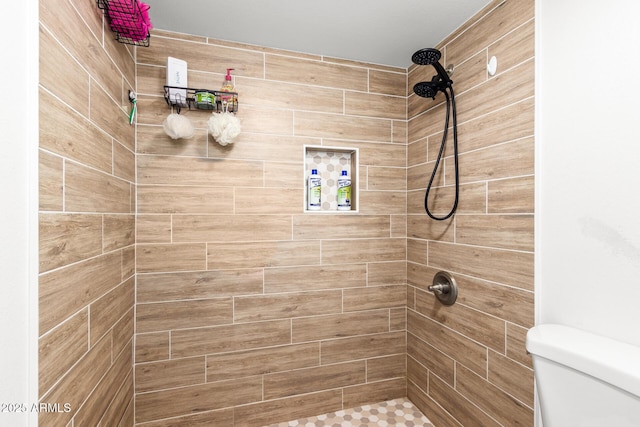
[266,398,435,427]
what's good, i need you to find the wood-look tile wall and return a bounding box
[134,31,408,425]
[38,0,135,425]
[38,1,535,425]
[406,0,535,426]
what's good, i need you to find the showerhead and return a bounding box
[412,50,460,221]
[412,48,442,66]
[413,81,439,99]
[411,47,453,98]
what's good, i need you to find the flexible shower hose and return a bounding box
[424,86,459,221]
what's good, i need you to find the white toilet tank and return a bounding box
[526,324,640,427]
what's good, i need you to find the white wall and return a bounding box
[0,1,39,425]
[536,0,640,346]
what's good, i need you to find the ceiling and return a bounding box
[143,0,492,68]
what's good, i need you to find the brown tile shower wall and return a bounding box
[134,31,408,425]
[38,0,136,425]
[406,0,535,426]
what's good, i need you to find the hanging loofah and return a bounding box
[163,113,195,139]
[208,112,241,146]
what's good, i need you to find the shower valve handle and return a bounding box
[428,271,458,306]
[428,283,450,295]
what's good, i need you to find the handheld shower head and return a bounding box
[412,47,452,97]
[413,81,439,99]
[411,48,460,221]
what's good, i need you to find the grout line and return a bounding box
[486,181,490,214]
[62,159,66,212]
[203,354,208,384]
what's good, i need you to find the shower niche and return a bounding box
[304,145,359,213]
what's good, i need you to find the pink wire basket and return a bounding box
[97,0,152,47]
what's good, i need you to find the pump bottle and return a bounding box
[220,68,237,111]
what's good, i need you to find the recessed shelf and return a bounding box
[304,145,359,213]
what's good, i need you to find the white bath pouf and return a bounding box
[208,112,241,146]
[162,113,195,140]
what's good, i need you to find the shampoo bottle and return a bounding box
[308,169,322,210]
[337,170,351,211]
